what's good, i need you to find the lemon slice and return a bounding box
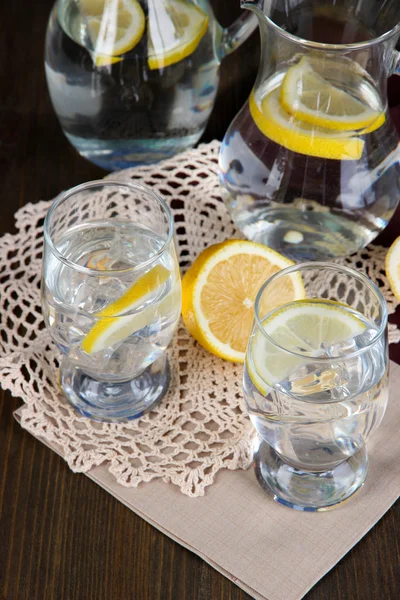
[280,57,385,133]
[82,264,170,354]
[248,299,366,388]
[80,0,145,64]
[181,240,304,363]
[147,0,209,70]
[250,89,365,160]
[385,236,400,301]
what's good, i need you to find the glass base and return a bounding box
[65,132,204,171]
[60,354,170,422]
[254,440,368,512]
[229,205,378,261]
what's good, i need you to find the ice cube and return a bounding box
[321,336,358,358]
[67,272,126,314]
[353,326,378,348]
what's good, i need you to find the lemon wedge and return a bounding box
[385,236,400,301]
[82,263,170,354]
[80,0,145,65]
[250,89,365,160]
[248,299,366,388]
[147,0,209,70]
[181,240,304,363]
[280,57,385,133]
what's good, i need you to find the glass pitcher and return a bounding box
[219,0,400,260]
[45,0,257,171]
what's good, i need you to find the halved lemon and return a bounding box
[280,57,385,133]
[80,0,145,65]
[81,263,170,354]
[181,240,304,363]
[248,299,366,388]
[250,89,365,160]
[147,0,209,70]
[385,236,400,301]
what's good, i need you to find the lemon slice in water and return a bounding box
[80,0,145,65]
[81,263,170,354]
[147,0,209,70]
[250,89,365,160]
[280,57,385,133]
[248,299,366,389]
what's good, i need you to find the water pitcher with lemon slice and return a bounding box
[219,0,400,260]
[45,0,257,170]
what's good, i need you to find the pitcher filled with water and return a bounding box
[219,0,400,260]
[45,0,257,170]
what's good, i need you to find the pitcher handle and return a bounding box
[393,50,400,76]
[218,11,258,59]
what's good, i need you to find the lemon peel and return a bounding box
[98,264,170,317]
[92,54,123,67]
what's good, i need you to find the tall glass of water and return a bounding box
[42,181,181,421]
[244,263,388,510]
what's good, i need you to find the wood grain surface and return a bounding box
[0,1,399,599]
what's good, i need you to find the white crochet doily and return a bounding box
[1,140,399,497]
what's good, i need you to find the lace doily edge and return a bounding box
[15,403,255,497]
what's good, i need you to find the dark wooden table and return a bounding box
[1,2,399,599]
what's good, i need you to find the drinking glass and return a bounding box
[244,263,388,510]
[42,180,181,421]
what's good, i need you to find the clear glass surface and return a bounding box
[42,180,182,421]
[219,0,400,260]
[244,262,388,510]
[44,0,256,171]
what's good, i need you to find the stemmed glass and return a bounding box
[42,180,181,421]
[244,262,388,510]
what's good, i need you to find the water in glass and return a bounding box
[42,181,181,421]
[245,301,388,473]
[44,221,181,380]
[244,263,388,510]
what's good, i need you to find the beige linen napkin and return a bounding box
[14,361,400,600]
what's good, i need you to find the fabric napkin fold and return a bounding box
[14,360,400,600]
